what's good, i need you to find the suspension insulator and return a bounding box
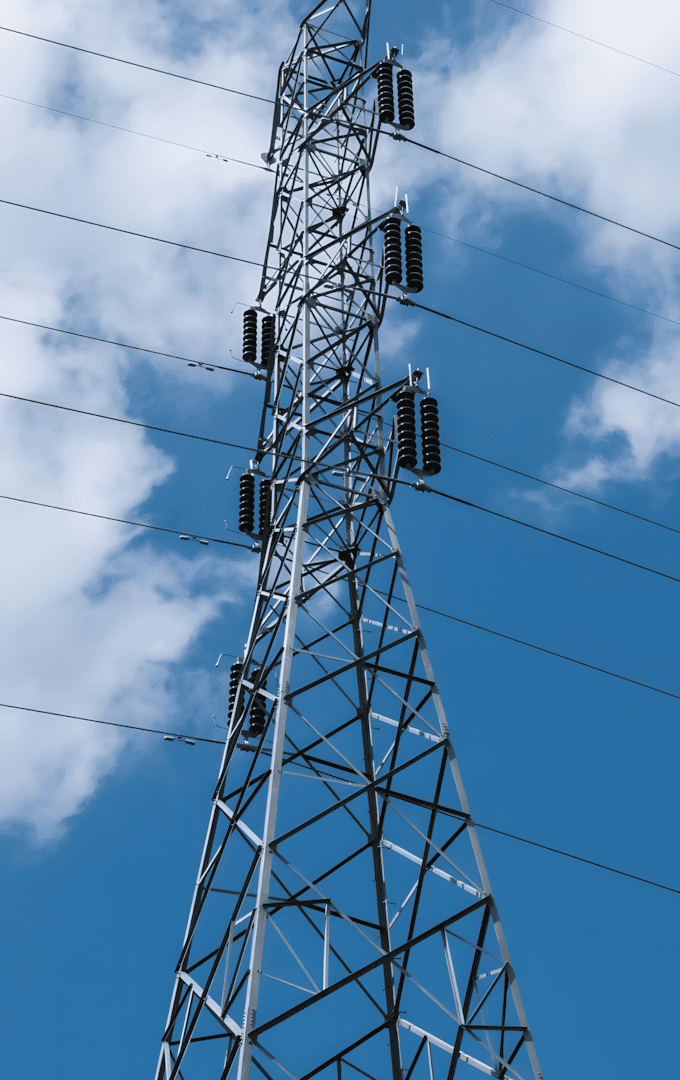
[228,661,243,721]
[258,478,271,536]
[383,219,403,285]
[239,473,256,533]
[249,673,267,736]
[404,225,424,293]
[396,389,417,470]
[243,308,258,363]
[420,397,442,475]
[396,69,415,130]
[375,61,395,124]
[261,315,275,368]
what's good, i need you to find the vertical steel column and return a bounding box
[235,27,313,1080]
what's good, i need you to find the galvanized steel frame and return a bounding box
[154,4,543,1080]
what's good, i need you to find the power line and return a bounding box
[392,132,680,255]
[7,10,677,980]
[0,367,299,468]
[6,337,677,584]
[0,492,255,550]
[412,480,680,586]
[0,700,224,744]
[474,821,680,896]
[6,84,675,327]
[7,382,678,541]
[5,194,679,413]
[0,389,259,453]
[440,441,680,537]
[0,197,263,266]
[6,383,680,601]
[376,586,679,700]
[7,74,675,327]
[3,356,676,680]
[0,312,259,377]
[5,377,680,575]
[6,381,680,541]
[424,226,680,330]
[7,16,676,260]
[0,91,273,172]
[4,466,676,699]
[2,699,677,894]
[10,193,677,414]
[395,295,680,410]
[7,293,679,438]
[410,601,680,702]
[5,477,680,695]
[0,24,275,103]
[9,87,678,339]
[485,0,680,82]
[3,75,673,329]
[5,18,677,251]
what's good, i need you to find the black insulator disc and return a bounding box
[383,219,403,285]
[404,226,424,293]
[243,308,258,363]
[420,397,442,475]
[249,673,267,736]
[396,389,417,469]
[258,479,271,537]
[229,662,243,719]
[396,416,417,430]
[239,473,256,533]
[398,453,417,470]
[420,415,440,431]
[422,459,442,477]
[396,69,415,130]
[375,62,395,124]
[261,315,275,368]
[420,399,439,418]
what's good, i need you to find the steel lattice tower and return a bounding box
[155,4,543,1080]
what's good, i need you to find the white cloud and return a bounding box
[561,337,680,485]
[0,0,295,839]
[5,0,678,839]
[378,316,422,372]
[0,546,244,843]
[410,0,680,490]
[0,311,253,839]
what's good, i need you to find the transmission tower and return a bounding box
[155,4,543,1080]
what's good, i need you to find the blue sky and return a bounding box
[0,1,678,1077]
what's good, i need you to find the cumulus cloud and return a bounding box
[0,0,294,839]
[5,0,678,839]
[0,307,254,840]
[410,0,680,490]
[0,545,245,842]
[560,337,680,485]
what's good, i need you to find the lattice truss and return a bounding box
[155,4,543,1080]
